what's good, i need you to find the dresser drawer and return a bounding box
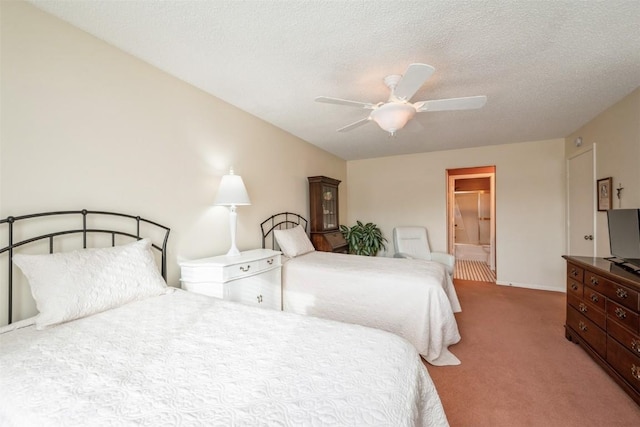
[567,306,606,358]
[608,319,640,358]
[606,283,639,312]
[568,293,606,329]
[586,271,639,311]
[607,336,640,393]
[584,270,605,291]
[607,301,640,334]
[567,278,583,298]
[583,286,606,311]
[567,263,584,283]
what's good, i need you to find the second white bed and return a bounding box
[281,251,462,366]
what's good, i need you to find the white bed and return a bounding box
[0,289,449,426]
[262,215,462,367]
[283,251,461,366]
[1,210,450,427]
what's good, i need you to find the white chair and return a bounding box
[393,226,455,276]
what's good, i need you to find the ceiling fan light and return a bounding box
[370,103,416,135]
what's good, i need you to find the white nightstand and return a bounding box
[179,249,282,310]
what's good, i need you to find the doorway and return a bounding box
[447,166,496,282]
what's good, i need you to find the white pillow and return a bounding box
[13,239,168,329]
[273,225,315,258]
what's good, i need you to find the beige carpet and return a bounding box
[426,279,640,426]
[454,260,496,282]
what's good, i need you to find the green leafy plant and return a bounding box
[340,221,387,256]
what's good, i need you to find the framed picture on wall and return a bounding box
[597,177,612,211]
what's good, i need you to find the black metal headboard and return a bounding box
[0,209,170,325]
[260,212,308,250]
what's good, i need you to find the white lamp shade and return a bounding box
[214,173,251,206]
[370,102,416,134]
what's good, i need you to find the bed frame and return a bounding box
[260,212,308,250]
[0,209,170,325]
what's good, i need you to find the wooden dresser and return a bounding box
[563,255,640,405]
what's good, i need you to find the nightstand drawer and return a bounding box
[259,254,281,271]
[224,259,262,281]
[225,267,282,310]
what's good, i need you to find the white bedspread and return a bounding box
[0,290,449,427]
[282,252,462,366]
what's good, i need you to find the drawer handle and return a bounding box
[570,268,578,277]
[632,365,640,381]
[632,339,640,355]
[257,294,263,303]
[590,293,599,303]
[571,283,578,291]
[590,277,599,286]
[578,302,588,313]
[267,259,274,265]
[578,321,587,332]
[616,287,628,299]
[614,307,627,320]
[240,265,251,272]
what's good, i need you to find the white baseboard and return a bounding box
[495,280,565,293]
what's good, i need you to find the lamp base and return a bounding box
[226,246,241,257]
[226,207,241,257]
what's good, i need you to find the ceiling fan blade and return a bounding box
[393,63,435,101]
[315,96,375,109]
[415,95,487,112]
[337,117,370,132]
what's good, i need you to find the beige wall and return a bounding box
[565,88,640,256]
[0,1,346,321]
[347,139,567,291]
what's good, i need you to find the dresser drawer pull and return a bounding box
[616,287,628,299]
[578,302,588,313]
[571,283,578,291]
[257,294,263,303]
[240,265,251,272]
[590,294,599,303]
[578,321,587,332]
[267,259,274,265]
[632,364,640,381]
[614,307,627,320]
[632,339,640,355]
[570,268,579,277]
[590,277,599,286]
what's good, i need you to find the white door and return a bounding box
[568,148,595,256]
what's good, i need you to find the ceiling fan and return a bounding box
[316,63,487,136]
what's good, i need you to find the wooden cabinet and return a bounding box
[180,249,282,310]
[308,176,348,253]
[563,256,640,405]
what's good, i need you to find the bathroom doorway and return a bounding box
[446,166,496,282]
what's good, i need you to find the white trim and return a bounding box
[495,280,565,293]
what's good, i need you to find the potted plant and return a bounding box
[340,221,387,256]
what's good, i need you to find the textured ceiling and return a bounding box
[29,1,640,160]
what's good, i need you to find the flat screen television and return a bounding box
[607,208,640,269]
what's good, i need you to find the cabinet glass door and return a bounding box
[322,185,337,230]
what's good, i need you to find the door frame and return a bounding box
[446,166,496,271]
